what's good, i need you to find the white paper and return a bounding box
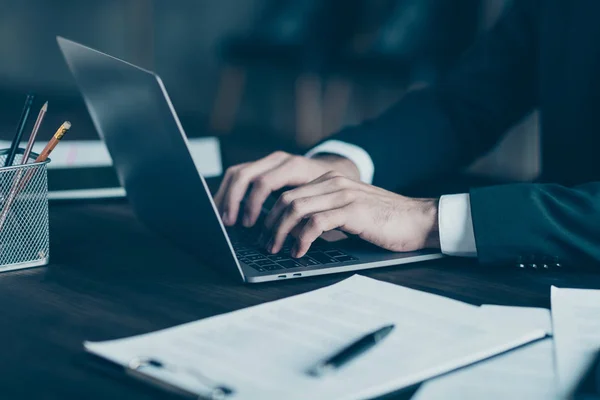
[85,275,547,400]
[0,137,222,176]
[47,187,126,200]
[413,306,559,400]
[552,286,600,396]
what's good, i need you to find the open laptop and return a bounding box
[57,37,443,283]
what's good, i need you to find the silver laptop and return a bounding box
[57,37,443,283]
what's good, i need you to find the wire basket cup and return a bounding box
[0,149,50,272]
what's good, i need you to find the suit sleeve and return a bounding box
[470,182,600,267]
[327,0,539,191]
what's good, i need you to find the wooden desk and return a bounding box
[1,199,599,399]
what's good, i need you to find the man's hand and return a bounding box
[263,171,440,258]
[214,151,360,227]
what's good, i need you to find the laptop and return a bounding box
[57,37,443,283]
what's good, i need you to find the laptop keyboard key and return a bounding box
[255,260,273,266]
[268,255,289,262]
[263,264,283,271]
[325,250,346,257]
[307,252,337,264]
[278,260,301,269]
[333,255,356,262]
[296,257,320,267]
[247,255,266,262]
[246,264,266,272]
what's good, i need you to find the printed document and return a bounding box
[86,275,548,400]
[413,306,558,400]
[552,286,600,396]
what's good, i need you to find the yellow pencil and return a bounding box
[35,121,71,162]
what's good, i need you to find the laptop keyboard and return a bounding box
[228,226,358,273]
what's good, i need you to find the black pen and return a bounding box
[307,324,395,377]
[5,93,35,166]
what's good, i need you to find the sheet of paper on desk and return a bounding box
[412,306,559,400]
[85,275,547,400]
[0,137,222,175]
[552,286,600,396]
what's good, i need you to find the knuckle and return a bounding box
[234,169,250,181]
[332,176,348,187]
[309,214,325,230]
[340,189,355,202]
[287,155,303,166]
[253,175,270,190]
[324,170,342,178]
[224,166,238,177]
[280,191,293,206]
[289,199,304,216]
[271,150,288,159]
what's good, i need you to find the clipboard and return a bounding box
[85,352,234,400]
[83,275,550,400]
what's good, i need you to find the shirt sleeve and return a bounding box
[438,193,478,257]
[305,140,375,184]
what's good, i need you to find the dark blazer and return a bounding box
[330,0,600,267]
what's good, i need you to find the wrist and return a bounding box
[313,154,361,181]
[421,198,440,249]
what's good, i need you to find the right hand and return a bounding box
[214,151,360,227]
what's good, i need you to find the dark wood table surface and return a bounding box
[2,195,600,400]
[0,92,596,398]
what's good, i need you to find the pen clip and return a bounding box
[128,357,234,400]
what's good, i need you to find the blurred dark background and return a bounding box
[0,0,539,180]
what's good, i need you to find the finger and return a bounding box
[222,152,288,226]
[289,220,306,238]
[264,173,358,230]
[243,157,313,227]
[213,164,242,213]
[268,190,356,254]
[293,205,362,258]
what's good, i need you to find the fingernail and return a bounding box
[291,244,299,258]
[222,211,229,224]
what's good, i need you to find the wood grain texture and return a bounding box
[0,199,598,399]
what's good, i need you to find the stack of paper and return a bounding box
[413,306,559,400]
[85,275,548,400]
[551,286,600,396]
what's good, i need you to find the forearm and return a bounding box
[470,182,600,267]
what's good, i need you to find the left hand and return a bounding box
[263,171,441,258]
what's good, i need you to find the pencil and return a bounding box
[0,121,71,233]
[35,121,71,162]
[5,93,35,167]
[21,101,48,165]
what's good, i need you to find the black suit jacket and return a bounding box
[330,0,600,267]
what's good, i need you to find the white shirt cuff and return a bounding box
[305,140,375,184]
[438,193,478,257]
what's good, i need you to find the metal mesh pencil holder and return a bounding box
[0,149,50,272]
